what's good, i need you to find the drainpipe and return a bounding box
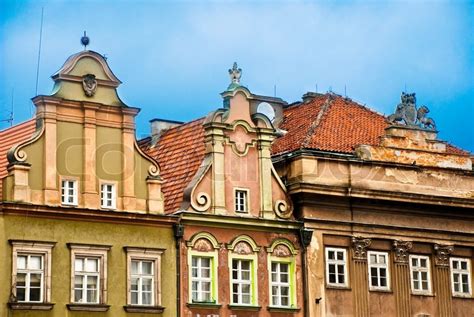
[174,222,184,317]
[299,228,314,317]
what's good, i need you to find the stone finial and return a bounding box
[388,92,436,130]
[228,62,242,86]
[434,244,454,267]
[81,31,90,50]
[393,240,413,263]
[351,236,372,260]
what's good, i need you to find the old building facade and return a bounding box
[1,45,473,317]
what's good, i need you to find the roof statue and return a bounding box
[388,92,436,130]
[227,62,242,90]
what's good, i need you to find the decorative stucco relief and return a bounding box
[393,240,413,263]
[351,236,372,261]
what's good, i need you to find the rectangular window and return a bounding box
[131,260,154,305]
[191,256,212,302]
[234,189,248,213]
[368,251,390,291]
[326,248,348,287]
[450,258,472,297]
[100,183,116,209]
[61,179,78,206]
[15,254,44,302]
[270,262,290,307]
[231,259,252,305]
[68,244,109,305]
[409,255,431,294]
[10,241,54,306]
[74,257,100,303]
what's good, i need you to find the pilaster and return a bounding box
[147,178,164,214]
[258,136,274,218]
[40,102,59,205]
[351,236,371,317]
[82,102,99,208]
[7,164,31,202]
[206,126,226,215]
[434,244,454,317]
[121,109,136,211]
[392,240,413,317]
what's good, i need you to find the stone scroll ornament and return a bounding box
[82,74,97,97]
[388,92,436,130]
[434,244,454,267]
[351,237,372,260]
[393,240,413,263]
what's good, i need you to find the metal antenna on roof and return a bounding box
[315,84,318,93]
[274,84,277,97]
[344,85,347,97]
[0,88,14,126]
[404,83,407,93]
[34,7,44,99]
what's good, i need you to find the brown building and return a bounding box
[272,92,474,316]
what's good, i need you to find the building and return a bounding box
[0,49,178,316]
[1,44,473,317]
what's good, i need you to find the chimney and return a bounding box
[150,118,183,146]
[302,91,324,103]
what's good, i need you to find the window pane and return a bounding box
[337,252,343,261]
[30,273,42,287]
[142,292,152,305]
[242,270,250,281]
[201,258,210,268]
[87,289,97,303]
[370,254,376,264]
[461,261,467,270]
[281,273,288,283]
[131,292,138,304]
[380,255,386,264]
[17,256,27,270]
[242,294,250,304]
[201,267,210,278]
[371,276,378,286]
[241,261,250,271]
[29,256,42,270]
[131,277,139,291]
[329,273,336,283]
[242,284,250,294]
[74,289,83,302]
[131,260,139,274]
[74,275,83,289]
[453,261,459,269]
[29,288,41,301]
[86,258,98,272]
[420,258,427,267]
[87,276,98,289]
[142,278,152,291]
[16,288,26,301]
[16,273,26,286]
[142,261,153,275]
[328,251,334,260]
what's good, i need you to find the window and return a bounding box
[231,259,252,305]
[100,183,116,209]
[450,258,472,297]
[125,247,163,310]
[368,251,390,291]
[270,262,291,307]
[68,244,110,307]
[409,255,431,294]
[191,256,213,302]
[61,179,78,206]
[326,248,348,287]
[74,257,100,303]
[10,241,54,308]
[234,189,248,213]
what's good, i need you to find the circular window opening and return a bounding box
[257,102,275,121]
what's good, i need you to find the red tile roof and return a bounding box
[0,119,37,199]
[138,118,206,212]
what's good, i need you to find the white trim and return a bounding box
[409,255,432,295]
[100,182,117,210]
[270,261,291,307]
[325,247,348,288]
[61,178,78,206]
[234,188,249,213]
[368,251,390,291]
[450,257,472,297]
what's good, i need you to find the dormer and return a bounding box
[4,46,164,214]
[181,63,293,219]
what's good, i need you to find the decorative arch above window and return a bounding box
[186,232,221,252]
[227,235,260,255]
[266,239,299,257]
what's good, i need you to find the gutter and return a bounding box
[299,228,313,317]
[173,220,185,317]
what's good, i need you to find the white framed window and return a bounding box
[68,244,110,305]
[270,262,291,307]
[325,247,348,287]
[231,259,252,305]
[125,247,163,307]
[74,257,100,303]
[368,251,390,291]
[409,255,431,294]
[450,258,472,297]
[191,256,213,302]
[61,179,78,206]
[100,183,116,209]
[234,189,249,213]
[10,241,54,305]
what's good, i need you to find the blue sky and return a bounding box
[1,0,473,152]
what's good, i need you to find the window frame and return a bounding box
[229,254,258,306]
[61,178,78,206]
[325,247,349,288]
[450,257,472,297]
[234,188,249,213]
[368,251,390,291]
[68,244,110,305]
[10,241,55,305]
[269,260,293,308]
[125,247,164,307]
[409,254,432,295]
[100,182,117,210]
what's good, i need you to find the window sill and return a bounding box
[67,303,110,312]
[326,284,351,291]
[267,306,301,313]
[452,294,473,299]
[228,304,261,311]
[187,302,222,309]
[411,292,434,297]
[8,302,55,310]
[123,305,165,313]
[369,288,393,293]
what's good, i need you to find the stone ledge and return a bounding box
[8,302,54,310]
[267,306,301,313]
[123,305,165,313]
[228,304,261,311]
[67,303,110,311]
[186,302,222,309]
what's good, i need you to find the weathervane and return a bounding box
[81,31,90,50]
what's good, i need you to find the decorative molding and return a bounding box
[393,240,413,263]
[8,303,54,310]
[82,74,97,97]
[227,235,260,253]
[7,119,44,164]
[351,236,372,261]
[66,304,110,312]
[434,244,454,267]
[266,238,298,256]
[186,232,220,250]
